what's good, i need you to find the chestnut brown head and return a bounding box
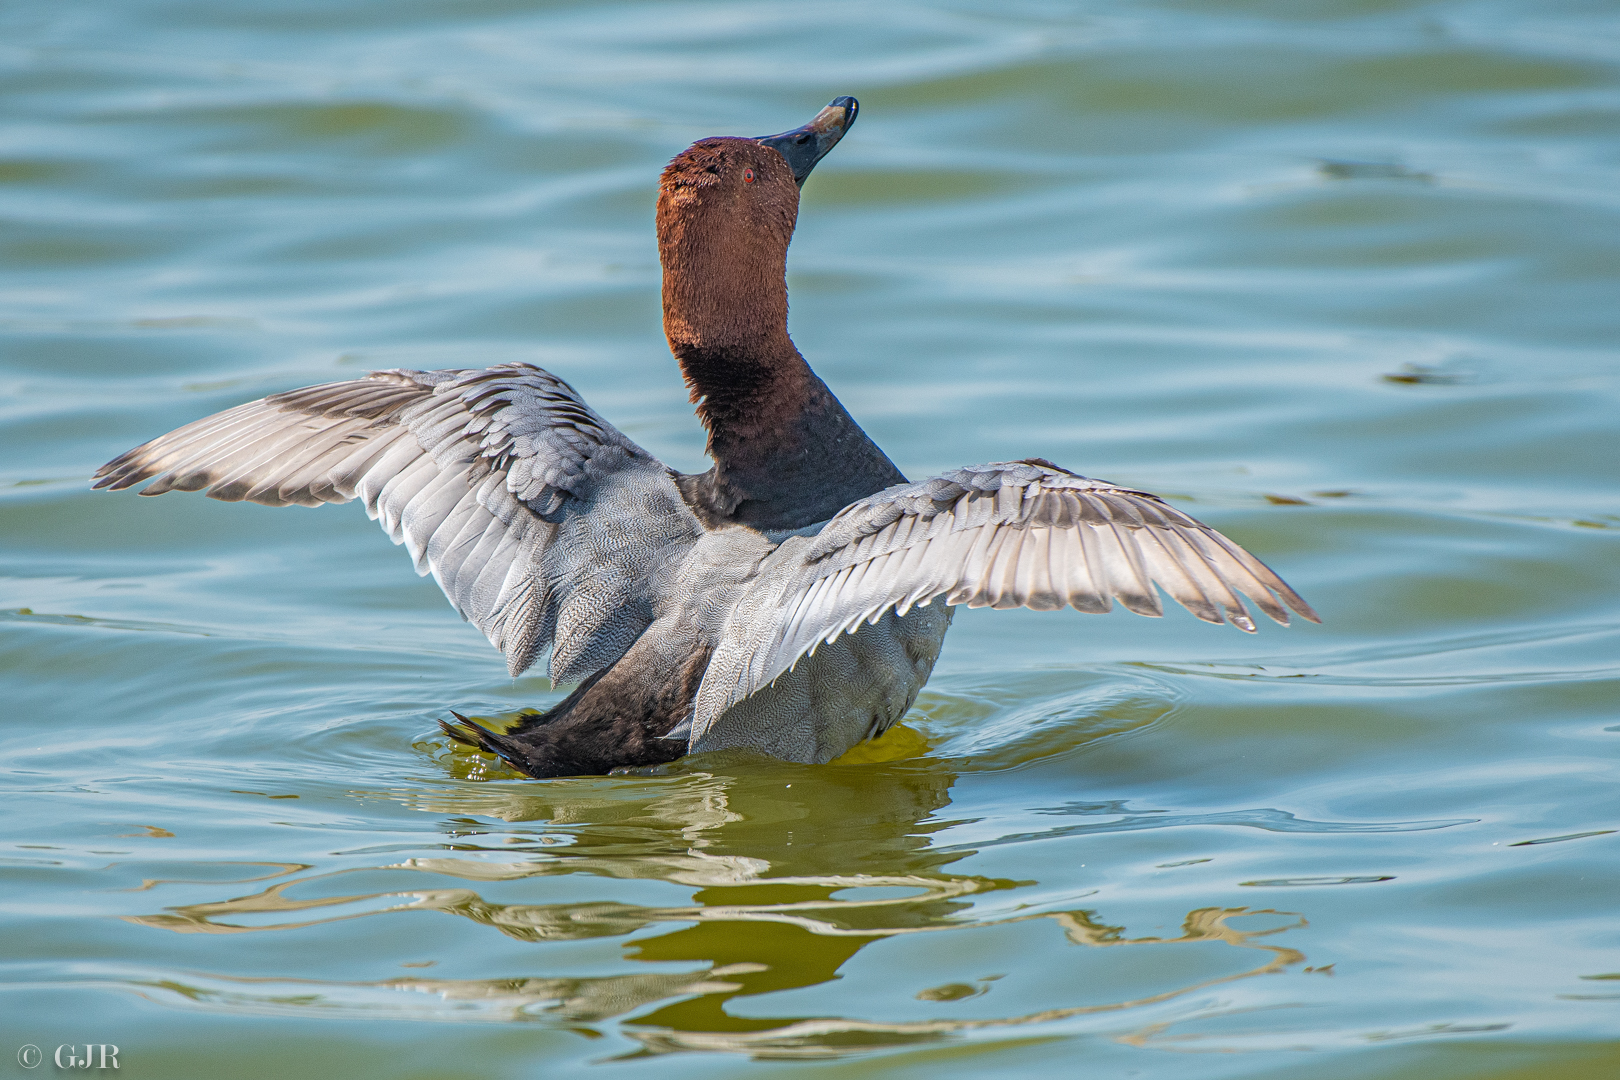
[657,98,858,355]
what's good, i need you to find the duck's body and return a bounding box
[492,521,952,774]
[95,98,1317,778]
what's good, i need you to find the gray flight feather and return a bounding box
[94,363,702,681]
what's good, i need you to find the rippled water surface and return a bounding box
[4,1,1619,1076]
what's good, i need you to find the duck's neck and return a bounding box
[660,212,904,530]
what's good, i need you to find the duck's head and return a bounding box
[658,98,857,355]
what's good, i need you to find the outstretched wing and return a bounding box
[95,363,701,681]
[693,459,1318,734]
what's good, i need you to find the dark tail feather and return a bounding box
[439,711,535,774]
[439,712,483,747]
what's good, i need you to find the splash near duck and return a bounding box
[94,97,1318,778]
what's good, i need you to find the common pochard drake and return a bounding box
[96,97,1317,778]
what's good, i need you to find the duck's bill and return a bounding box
[756,96,857,187]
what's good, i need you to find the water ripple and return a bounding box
[938,807,1474,854]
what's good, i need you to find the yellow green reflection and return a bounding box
[120,754,1307,1058]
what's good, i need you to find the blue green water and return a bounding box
[3,1,1618,1076]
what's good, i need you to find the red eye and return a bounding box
[742,168,755,183]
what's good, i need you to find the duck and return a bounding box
[94,96,1318,778]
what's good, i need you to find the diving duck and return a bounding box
[95,97,1318,778]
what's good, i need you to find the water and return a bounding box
[3,0,1618,1075]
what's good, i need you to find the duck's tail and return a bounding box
[439,711,535,774]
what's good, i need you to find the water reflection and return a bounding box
[120,757,1311,1058]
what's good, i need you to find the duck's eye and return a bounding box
[742,168,755,184]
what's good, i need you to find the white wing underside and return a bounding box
[692,461,1318,743]
[94,364,701,682]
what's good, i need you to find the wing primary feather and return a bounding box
[154,406,343,493]
[193,421,342,503]
[1135,526,1222,624]
[238,417,376,505]
[1190,527,1317,624]
[1182,529,1288,625]
[130,409,305,497]
[1045,519,1073,610]
[840,551,878,605]
[97,402,274,491]
[1157,527,1256,631]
